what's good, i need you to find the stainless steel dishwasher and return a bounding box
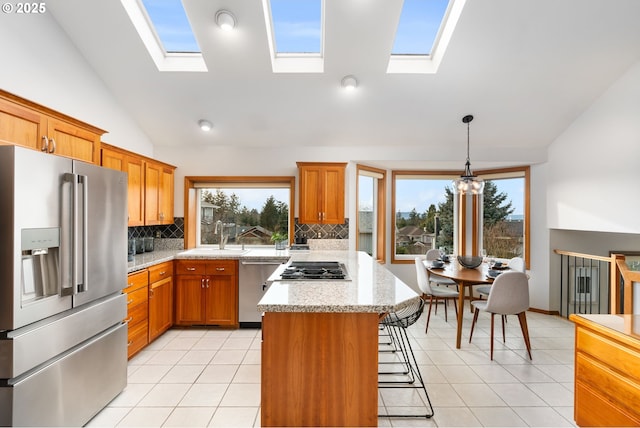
[238,259,286,327]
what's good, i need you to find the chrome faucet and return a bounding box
[214,220,227,249]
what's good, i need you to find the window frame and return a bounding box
[184,176,296,249]
[356,164,386,264]
[391,170,460,264]
[391,166,530,267]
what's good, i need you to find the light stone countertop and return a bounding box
[257,251,421,314]
[127,246,292,273]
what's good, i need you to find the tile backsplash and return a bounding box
[128,217,348,249]
[128,217,184,240]
[294,218,349,240]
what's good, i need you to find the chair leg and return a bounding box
[443,297,448,322]
[468,308,479,343]
[490,313,495,360]
[425,296,435,334]
[517,312,533,360]
[501,315,506,343]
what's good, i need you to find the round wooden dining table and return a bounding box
[425,260,496,349]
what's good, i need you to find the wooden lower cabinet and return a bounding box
[124,270,149,359]
[261,312,379,427]
[571,314,640,427]
[148,262,174,342]
[175,260,238,327]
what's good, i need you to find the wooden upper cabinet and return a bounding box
[145,160,174,225]
[101,143,174,227]
[297,162,347,224]
[0,90,104,163]
[0,97,45,151]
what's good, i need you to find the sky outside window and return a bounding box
[270,0,322,54]
[392,0,450,55]
[141,0,200,53]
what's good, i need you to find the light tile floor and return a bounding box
[87,304,577,427]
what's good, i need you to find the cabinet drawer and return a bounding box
[576,352,640,420]
[206,260,237,274]
[126,299,148,327]
[127,321,149,359]
[126,285,149,309]
[175,260,207,275]
[125,270,148,293]
[149,262,174,283]
[577,328,640,384]
[576,381,640,427]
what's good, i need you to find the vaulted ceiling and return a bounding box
[48,0,640,158]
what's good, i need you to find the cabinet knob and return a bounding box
[49,138,56,153]
[159,271,166,276]
[186,267,196,271]
[41,136,49,152]
[216,267,225,271]
[206,278,210,288]
[125,317,133,323]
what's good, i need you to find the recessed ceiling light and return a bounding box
[216,10,236,31]
[341,75,358,91]
[198,120,213,131]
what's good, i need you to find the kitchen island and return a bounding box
[258,251,420,427]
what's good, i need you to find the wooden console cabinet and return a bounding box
[570,314,640,427]
[175,260,238,327]
[297,162,346,224]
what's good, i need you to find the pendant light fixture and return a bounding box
[453,114,484,194]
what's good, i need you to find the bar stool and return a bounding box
[378,298,434,419]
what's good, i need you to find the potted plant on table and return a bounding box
[271,231,288,250]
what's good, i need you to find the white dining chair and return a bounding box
[476,256,525,298]
[415,257,459,333]
[425,249,457,289]
[468,271,532,360]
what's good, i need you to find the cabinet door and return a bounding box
[205,261,238,326]
[127,156,145,226]
[149,276,173,341]
[101,146,126,171]
[144,161,161,225]
[47,117,99,163]
[298,166,322,224]
[321,166,345,224]
[175,275,206,325]
[159,166,174,224]
[0,98,45,151]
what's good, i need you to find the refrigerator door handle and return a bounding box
[61,173,77,296]
[77,174,89,293]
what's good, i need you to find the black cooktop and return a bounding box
[280,261,348,280]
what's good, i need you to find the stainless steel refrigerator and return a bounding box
[0,145,128,426]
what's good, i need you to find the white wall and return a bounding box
[0,11,153,156]
[547,60,640,234]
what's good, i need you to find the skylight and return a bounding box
[392,0,450,55]
[262,0,324,73]
[387,0,464,74]
[270,0,322,54]
[141,0,200,53]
